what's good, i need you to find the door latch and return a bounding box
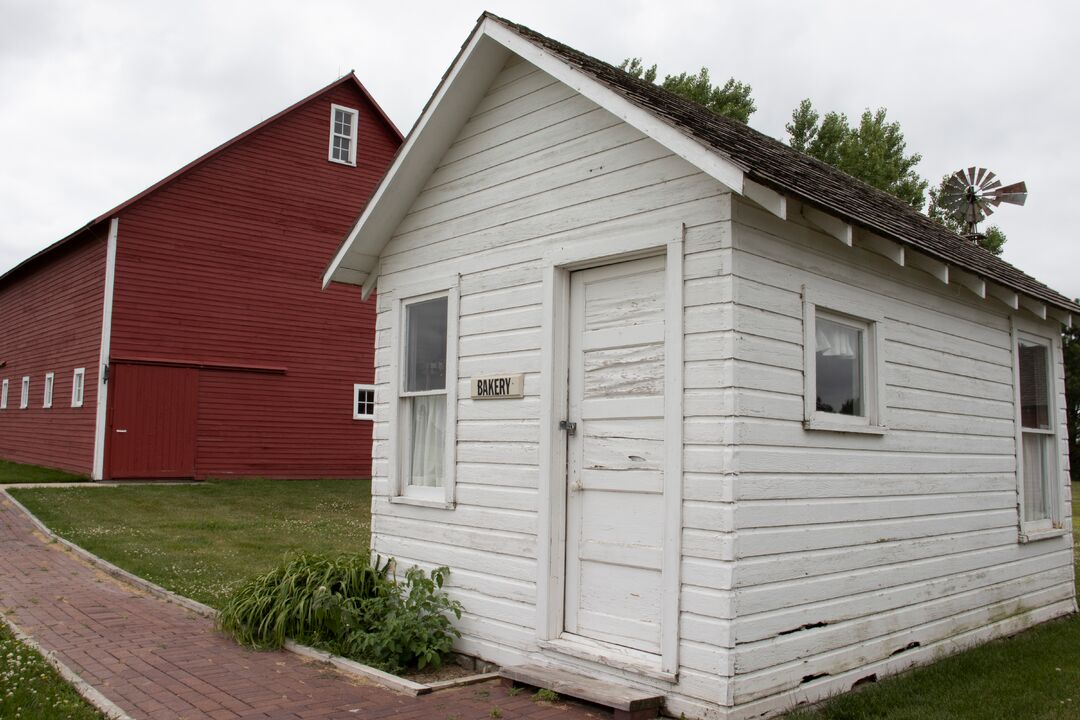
[559,420,577,436]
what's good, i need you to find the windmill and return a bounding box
[938,167,1028,240]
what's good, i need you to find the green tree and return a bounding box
[619,58,756,124]
[927,174,1008,255]
[1065,317,1080,482]
[785,99,928,210]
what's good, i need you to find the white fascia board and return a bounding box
[323,26,509,289]
[482,20,746,195]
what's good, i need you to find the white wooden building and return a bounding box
[324,13,1078,718]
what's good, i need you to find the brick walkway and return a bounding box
[0,496,602,719]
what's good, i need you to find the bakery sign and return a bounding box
[470,373,525,400]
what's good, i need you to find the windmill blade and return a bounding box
[989,180,1028,206]
[974,167,988,186]
[966,166,979,185]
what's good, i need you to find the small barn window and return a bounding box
[0,379,8,410]
[802,287,885,433]
[72,368,86,408]
[392,284,458,507]
[43,372,54,408]
[328,104,359,166]
[20,376,29,409]
[1015,332,1060,537]
[354,383,375,420]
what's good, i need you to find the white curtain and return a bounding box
[409,395,446,487]
[816,320,859,359]
[1022,432,1049,522]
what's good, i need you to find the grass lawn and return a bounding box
[9,479,371,608]
[0,459,87,484]
[785,488,1080,720]
[0,623,104,720]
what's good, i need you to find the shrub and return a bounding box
[217,553,463,674]
[343,565,462,672]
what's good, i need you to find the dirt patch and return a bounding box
[403,662,478,685]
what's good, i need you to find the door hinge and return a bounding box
[559,420,577,436]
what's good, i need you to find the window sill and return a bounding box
[389,495,454,510]
[804,418,887,435]
[1019,527,1069,543]
[329,158,357,167]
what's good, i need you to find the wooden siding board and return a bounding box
[729,194,1076,704]
[107,80,399,478]
[0,229,106,474]
[369,58,736,709]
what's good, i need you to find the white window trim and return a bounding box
[353,383,376,420]
[328,103,359,166]
[72,368,86,408]
[0,378,8,410]
[1012,322,1065,541]
[802,285,887,434]
[387,279,459,509]
[20,376,29,409]
[43,372,54,409]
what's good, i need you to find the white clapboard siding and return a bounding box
[728,195,1075,704]
[369,55,737,713]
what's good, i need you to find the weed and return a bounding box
[533,688,559,703]
[489,707,502,719]
[506,685,522,696]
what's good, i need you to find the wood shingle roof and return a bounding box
[485,13,1079,314]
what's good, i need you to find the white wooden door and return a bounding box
[564,254,667,655]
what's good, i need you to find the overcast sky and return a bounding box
[2,0,1077,299]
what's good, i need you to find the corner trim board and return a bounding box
[91,217,119,481]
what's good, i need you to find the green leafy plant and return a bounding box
[344,565,463,673]
[217,553,463,674]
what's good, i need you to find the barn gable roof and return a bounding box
[1,73,401,288]
[325,12,1078,319]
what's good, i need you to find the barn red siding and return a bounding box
[108,81,396,479]
[0,229,106,475]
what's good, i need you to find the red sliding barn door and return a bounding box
[107,364,197,479]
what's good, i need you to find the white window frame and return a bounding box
[43,372,54,408]
[802,285,887,434]
[20,376,29,409]
[72,368,86,408]
[353,383,376,420]
[388,278,459,509]
[0,379,8,410]
[1012,322,1064,541]
[328,104,359,166]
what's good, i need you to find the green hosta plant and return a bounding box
[345,565,463,673]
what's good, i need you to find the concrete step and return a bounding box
[499,663,662,719]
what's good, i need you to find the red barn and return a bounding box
[0,74,401,481]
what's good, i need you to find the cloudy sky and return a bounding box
[2,1,1077,298]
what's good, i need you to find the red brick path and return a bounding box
[0,497,602,719]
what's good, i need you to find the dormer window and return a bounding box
[329,104,358,166]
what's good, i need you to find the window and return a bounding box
[0,379,7,410]
[354,383,375,420]
[1015,332,1061,536]
[392,286,458,506]
[328,104,358,165]
[72,368,85,408]
[43,372,54,408]
[803,287,885,433]
[20,376,29,409]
